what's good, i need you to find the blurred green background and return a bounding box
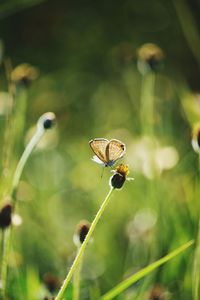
[0,0,200,299]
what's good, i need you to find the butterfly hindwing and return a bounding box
[106,139,126,163]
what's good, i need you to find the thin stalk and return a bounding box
[72,248,82,300]
[0,126,45,298]
[140,72,156,136]
[192,154,200,300]
[11,126,44,203]
[55,187,115,300]
[101,240,194,300]
[13,89,28,155]
[0,228,11,298]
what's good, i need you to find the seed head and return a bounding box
[11,63,39,87]
[137,43,164,74]
[43,273,60,293]
[0,203,12,229]
[37,112,56,131]
[110,164,129,189]
[73,220,91,247]
[149,285,168,300]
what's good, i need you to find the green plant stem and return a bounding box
[192,154,200,300]
[101,240,194,300]
[55,187,115,300]
[13,90,28,155]
[11,127,44,203]
[72,247,82,300]
[140,72,156,135]
[0,126,45,298]
[0,228,11,298]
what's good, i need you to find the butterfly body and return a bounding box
[89,138,126,167]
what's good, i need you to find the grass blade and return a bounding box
[101,240,194,300]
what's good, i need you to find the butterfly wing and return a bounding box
[106,139,126,165]
[89,138,109,164]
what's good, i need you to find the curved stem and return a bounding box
[11,127,44,203]
[55,187,115,300]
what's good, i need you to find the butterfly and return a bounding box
[89,138,126,167]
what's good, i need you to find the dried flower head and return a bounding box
[11,63,39,87]
[192,122,200,154]
[37,112,56,131]
[149,285,168,300]
[43,273,60,293]
[0,203,12,229]
[73,220,91,247]
[110,164,129,189]
[137,43,164,74]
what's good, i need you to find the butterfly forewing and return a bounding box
[89,138,109,163]
[106,139,126,162]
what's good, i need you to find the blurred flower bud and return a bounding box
[192,122,200,153]
[0,203,12,229]
[37,112,56,131]
[137,43,164,74]
[43,273,60,293]
[110,164,129,189]
[149,285,169,300]
[11,63,39,88]
[73,220,91,247]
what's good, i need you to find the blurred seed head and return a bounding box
[110,164,129,189]
[0,203,12,229]
[137,43,164,74]
[149,285,169,300]
[73,220,91,247]
[37,112,56,131]
[43,273,60,293]
[11,63,39,88]
[192,122,200,154]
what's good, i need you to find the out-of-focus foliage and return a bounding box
[0,0,199,299]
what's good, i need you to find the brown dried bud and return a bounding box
[0,203,12,229]
[73,220,90,247]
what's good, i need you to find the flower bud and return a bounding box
[37,112,56,131]
[0,203,12,229]
[137,43,164,74]
[73,220,90,247]
[43,273,60,293]
[110,164,129,189]
[11,63,39,88]
[149,285,168,300]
